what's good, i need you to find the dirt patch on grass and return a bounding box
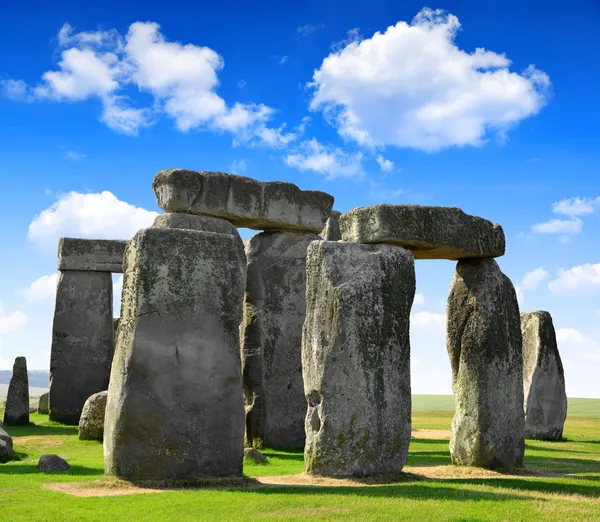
[14,436,62,449]
[411,429,451,439]
[44,481,165,497]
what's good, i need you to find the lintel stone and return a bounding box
[58,238,128,273]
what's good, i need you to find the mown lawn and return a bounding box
[1,410,598,521]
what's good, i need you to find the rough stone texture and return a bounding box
[104,227,247,481]
[243,448,267,464]
[49,270,114,424]
[319,210,342,241]
[113,318,120,341]
[3,357,29,425]
[0,421,14,459]
[58,238,128,273]
[78,391,108,441]
[447,258,524,469]
[339,205,505,260]
[302,241,415,477]
[152,213,240,238]
[521,311,567,441]
[241,231,318,450]
[152,169,334,233]
[38,393,49,415]
[38,454,71,473]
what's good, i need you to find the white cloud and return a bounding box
[552,197,600,217]
[556,328,600,363]
[331,28,363,52]
[521,267,549,291]
[309,8,550,151]
[515,285,525,307]
[28,190,159,251]
[285,138,364,179]
[376,155,394,172]
[531,217,583,236]
[228,159,248,174]
[297,23,325,37]
[548,263,600,295]
[411,311,445,333]
[279,56,288,65]
[413,292,424,305]
[0,302,28,335]
[65,150,86,161]
[19,274,59,302]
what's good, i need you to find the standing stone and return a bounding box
[49,270,114,424]
[302,241,415,477]
[79,391,108,441]
[38,392,49,415]
[521,311,567,441]
[0,420,14,459]
[4,357,29,425]
[320,210,342,241]
[241,231,318,449]
[104,228,247,481]
[447,258,524,469]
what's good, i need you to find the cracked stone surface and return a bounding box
[152,169,334,233]
[104,227,247,480]
[58,238,128,273]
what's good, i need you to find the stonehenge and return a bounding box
[0,421,14,459]
[79,390,108,441]
[320,210,342,241]
[4,357,29,425]
[38,392,49,415]
[521,311,567,441]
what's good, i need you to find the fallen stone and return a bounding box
[38,392,49,415]
[38,454,71,473]
[104,227,247,481]
[0,421,14,460]
[49,270,114,424]
[152,169,334,233]
[339,204,505,260]
[241,231,318,450]
[79,391,108,441]
[4,357,29,425]
[152,213,240,238]
[302,241,415,477]
[58,238,128,273]
[243,448,267,464]
[447,258,524,469]
[521,311,567,441]
[319,210,342,241]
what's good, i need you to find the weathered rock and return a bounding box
[104,228,247,481]
[339,205,505,260]
[57,238,128,273]
[78,391,108,441]
[243,448,267,464]
[38,454,71,473]
[521,311,567,441]
[302,241,415,477]
[49,270,114,424]
[0,421,14,460]
[152,213,240,238]
[38,392,49,415]
[113,317,119,341]
[152,169,334,233]
[447,258,524,469]
[3,357,29,425]
[241,231,318,450]
[320,210,342,241]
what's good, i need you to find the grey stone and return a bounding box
[38,392,49,415]
[447,258,524,469]
[152,213,240,238]
[58,238,128,273]
[0,421,14,459]
[319,210,342,241]
[152,169,334,233]
[38,454,71,473]
[104,227,247,481]
[49,270,114,424]
[241,231,318,450]
[4,357,29,425]
[521,311,567,441]
[113,318,119,342]
[339,204,505,260]
[302,241,415,477]
[78,391,108,441]
[243,447,267,464]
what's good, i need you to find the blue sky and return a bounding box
[1,1,599,397]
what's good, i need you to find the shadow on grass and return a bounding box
[260,451,304,462]
[0,462,102,476]
[6,423,78,437]
[525,442,599,455]
[409,438,450,445]
[524,455,600,472]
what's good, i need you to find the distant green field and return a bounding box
[412,394,600,417]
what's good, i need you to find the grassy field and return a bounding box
[0,406,598,521]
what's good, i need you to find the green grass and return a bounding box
[0,412,598,521]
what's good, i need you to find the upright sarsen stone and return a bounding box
[302,241,415,477]
[4,357,29,425]
[447,258,524,469]
[104,228,246,481]
[521,311,567,441]
[49,271,114,424]
[241,231,318,449]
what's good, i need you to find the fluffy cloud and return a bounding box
[19,274,59,302]
[0,302,28,335]
[548,263,600,294]
[530,217,583,241]
[411,311,445,334]
[309,8,550,151]
[556,328,600,363]
[376,155,394,172]
[552,197,600,216]
[28,191,158,251]
[521,267,549,291]
[413,292,425,305]
[285,138,364,179]
[297,23,325,37]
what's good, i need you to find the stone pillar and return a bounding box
[38,392,49,415]
[4,357,29,425]
[320,210,342,241]
[521,311,567,441]
[302,241,415,477]
[241,231,318,450]
[49,238,126,424]
[104,227,247,481]
[447,258,524,469]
